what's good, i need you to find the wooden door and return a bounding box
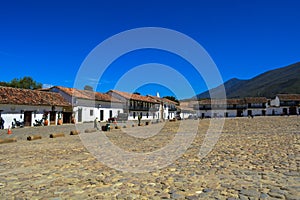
[78,108,82,122]
[50,111,56,125]
[24,111,32,126]
[100,110,104,121]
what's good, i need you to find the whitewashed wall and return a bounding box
[180,111,194,119]
[70,94,124,123]
[270,97,280,107]
[0,104,63,129]
[128,111,157,121]
[243,109,266,116]
[197,110,236,118]
[266,107,291,115]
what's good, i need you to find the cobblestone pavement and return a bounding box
[0,116,299,199]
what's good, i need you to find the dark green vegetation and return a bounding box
[0,76,42,89]
[196,62,300,99]
[163,96,179,104]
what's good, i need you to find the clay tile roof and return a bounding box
[54,86,121,103]
[244,97,268,103]
[0,86,70,106]
[147,95,179,105]
[199,99,244,105]
[109,90,159,103]
[277,94,300,101]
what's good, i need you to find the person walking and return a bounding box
[94,117,100,130]
[0,117,4,129]
[138,114,142,126]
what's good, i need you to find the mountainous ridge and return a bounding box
[194,62,300,99]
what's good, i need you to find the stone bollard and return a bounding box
[27,135,42,141]
[84,128,97,133]
[0,138,17,144]
[50,133,65,138]
[70,130,80,135]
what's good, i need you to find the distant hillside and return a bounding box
[195,62,300,99]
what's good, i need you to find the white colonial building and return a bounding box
[107,90,160,121]
[267,94,300,115]
[195,99,246,118]
[243,97,268,116]
[47,86,124,123]
[195,97,267,118]
[0,86,71,129]
[147,93,179,120]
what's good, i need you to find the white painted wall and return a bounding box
[128,111,158,121]
[197,110,236,118]
[0,104,64,129]
[243,109,266,116]
[270,96,280,107]
[266,107,281,115]
[73,105,123,123]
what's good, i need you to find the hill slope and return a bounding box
[195,62,300,99]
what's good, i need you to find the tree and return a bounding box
[1,76,42,89]
[163,96,179,104]
[0,82,9,87]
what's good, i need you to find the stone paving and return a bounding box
[0,116,299,199]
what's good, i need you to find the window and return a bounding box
[90,109,94,116]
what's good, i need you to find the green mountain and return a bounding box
[196,62,300,99]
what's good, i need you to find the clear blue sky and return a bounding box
[1,0,300,99]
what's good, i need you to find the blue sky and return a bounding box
[1,0,300,99]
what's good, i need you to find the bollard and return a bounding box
[27,135,42,141]
[50,133,65,138]
[70,130,80,135]
[84,128,97,133]
[0,138,17,144]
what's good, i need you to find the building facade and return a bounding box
[244,97,268,116]
[268,94,300,115]
[48,86,124,123]
[147,93,178,120]
[107,90,160,120]
[195,99,246,118]
[0,86,71,129]
[195,95,299,118]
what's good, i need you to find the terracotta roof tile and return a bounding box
[244,97,268,103]
[277,94,300,101]
[147,95,179,105]
[0,86,70,106]
[109,90,159,103]
[54,86,121,103]
[199,99,245,105]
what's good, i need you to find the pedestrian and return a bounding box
[94,117,99,130]
[138,114,142,126]
[0,117,4,129]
